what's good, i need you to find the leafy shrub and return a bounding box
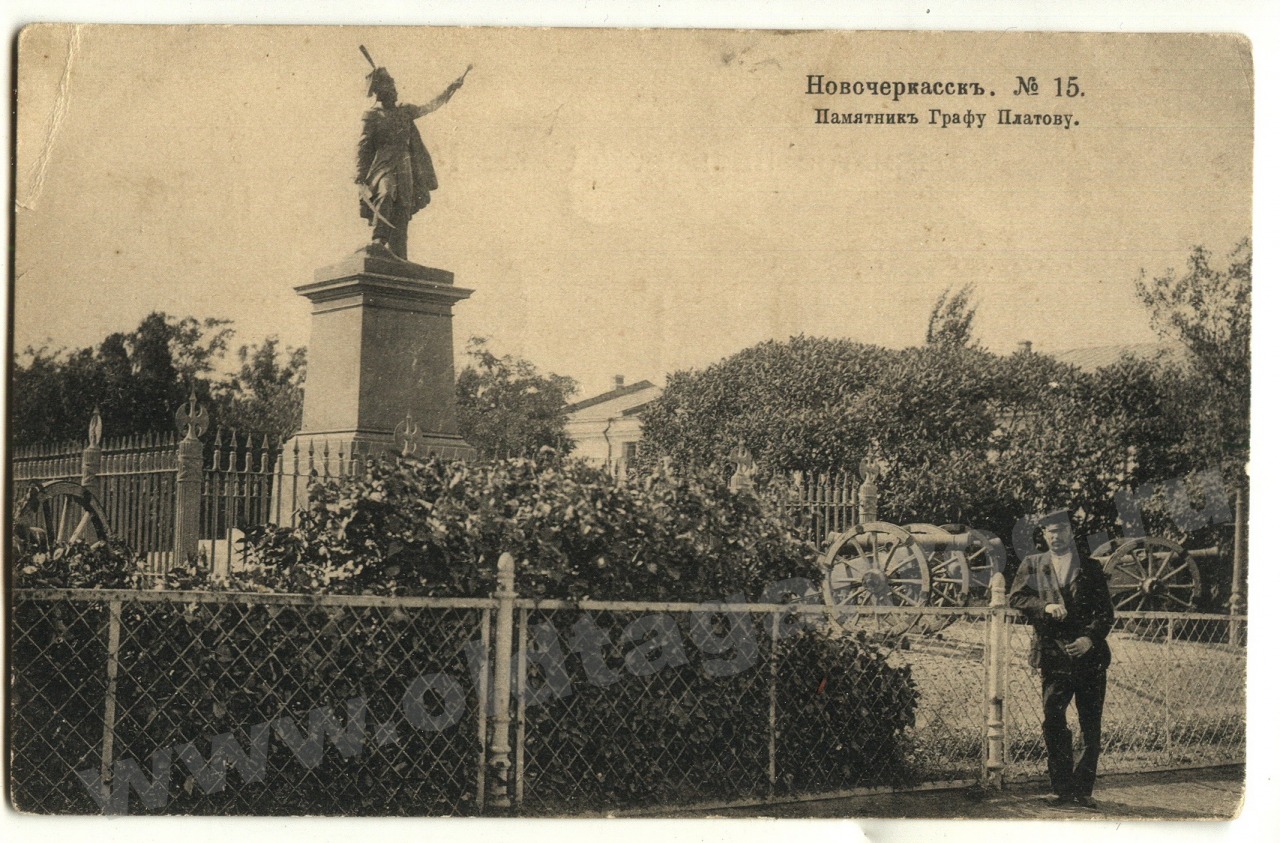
[239,454,817,602]
[773,626,919,791]
[14,539,151,590]
[13,455,922,814]
[10,595,482,815]
[515,612,919,811]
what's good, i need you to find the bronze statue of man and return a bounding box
[356,63,468,260]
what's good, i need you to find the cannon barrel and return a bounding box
[903,522,1002,552]
[914,534,980,551]
[1094,541,1219,562]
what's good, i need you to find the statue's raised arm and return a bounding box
[354,49,469,261]
[406,65,471,120]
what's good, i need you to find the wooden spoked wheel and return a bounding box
[12,481,111,555]
[1088,538,1123,565]
[1102,536,1203,614]
[820,521,931,636]
[905,523,968,634]
[939,523,1007,604]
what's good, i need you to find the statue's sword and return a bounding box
[360,191,397,230]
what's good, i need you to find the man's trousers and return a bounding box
[1041,666,1107,798]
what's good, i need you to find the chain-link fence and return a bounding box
[510,602,990,814]
[11,590,491,815]
[10,590,1245,816]
[1003,611,1245,781]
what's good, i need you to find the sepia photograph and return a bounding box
[7,15,1258,829]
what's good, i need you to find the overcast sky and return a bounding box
[14,26,1251,398]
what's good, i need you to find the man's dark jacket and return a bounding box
[1009,550,1114,674]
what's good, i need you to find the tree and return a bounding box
[926,284,978,348]
[10,312,233,446]
[454,337,579,459]
[640,336,897,474]
[638,335,1004,509]
[1135,240,1250,485]
[211,338,307,443]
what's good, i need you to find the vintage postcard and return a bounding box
[10,25,1251,823]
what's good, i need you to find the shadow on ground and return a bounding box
[648,766,1243,820]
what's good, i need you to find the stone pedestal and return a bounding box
[276,247,474,521]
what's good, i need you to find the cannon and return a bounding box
[802,461,1232,636]
[908,523,1006,632]
[1089,535,1219,613]
[818,519,1006,634]
[762,451,1239,631]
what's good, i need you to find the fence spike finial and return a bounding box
[87,407,104,447]
[175,392,210,442]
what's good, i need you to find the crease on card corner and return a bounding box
[18,24,82,212]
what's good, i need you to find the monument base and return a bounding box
[272,245,476,525]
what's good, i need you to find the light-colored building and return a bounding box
[565,376,662,476]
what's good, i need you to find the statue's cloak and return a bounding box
[356,104,438,222]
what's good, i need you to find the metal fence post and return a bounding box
[99,599,122,810]
[984,574,1008,788]
[1229,487,1246,645]
[768,611,780,794]
[1164,617,1176,764]
[514,608,529,809]
[486,552,517,813]
[173,393,209,574]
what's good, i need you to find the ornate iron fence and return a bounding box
[9,583,1245,817]
[9,406,380,576]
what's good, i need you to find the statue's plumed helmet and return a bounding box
[366,67,394,97]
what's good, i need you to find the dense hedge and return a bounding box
[520,612,918,811]
[237,454,818,601]
[10,596,482,815]
[640,334,1243,591]
[13,538,157,590]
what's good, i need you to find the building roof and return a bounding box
[565,380,658,415]
[1050,342,1185,372]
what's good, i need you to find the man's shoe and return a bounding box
[1074,795,1100,810]
[1042,794,1073,807]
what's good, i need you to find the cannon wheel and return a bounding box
[1088,538,1123,564]
[905,523,969,634]
[1102,536,1203,613]
[940,524,1007,603]
[12,480,111,555]
[820,521,931,635]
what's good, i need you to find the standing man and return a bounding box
[1009,513,1114,809]
[356,60,468,261]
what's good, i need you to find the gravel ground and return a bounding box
[861,618,1245,782]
